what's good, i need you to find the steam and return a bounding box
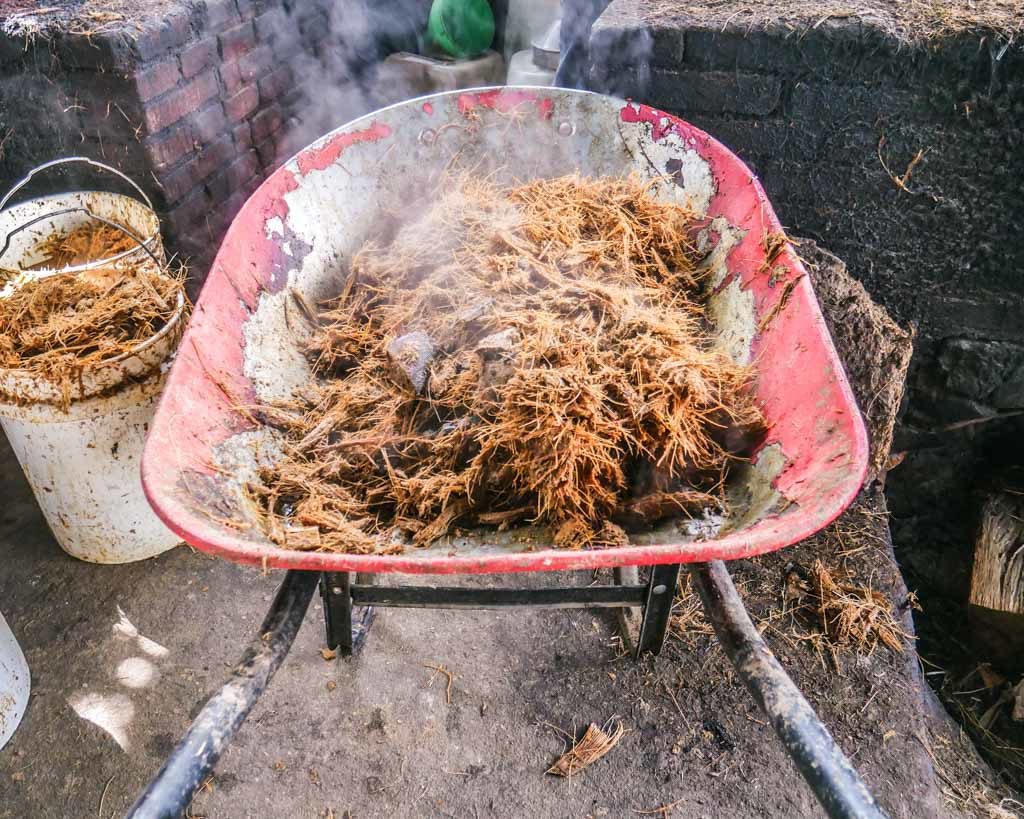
[275,0,431,162]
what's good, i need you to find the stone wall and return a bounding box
[0,0,427,290]
[588,2,1024,597]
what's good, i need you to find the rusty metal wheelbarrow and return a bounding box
[128,88,881,818]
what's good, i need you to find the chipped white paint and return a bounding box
[264,216,285,238]
[702,218,756,366]
[618,113,715,215]
[723,443,788,534]
[243,289,314,402]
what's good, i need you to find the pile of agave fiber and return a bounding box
[249,174,765,554]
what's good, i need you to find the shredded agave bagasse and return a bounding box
[250,174,766,554]
[31,220,139,270]
[0,262,184,409]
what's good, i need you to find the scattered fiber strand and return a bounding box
[251,174,766,554]
[547,720,626,777]
[785,559,908,669]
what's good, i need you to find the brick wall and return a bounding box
[0,0,428,293]
[588,2,1024,600]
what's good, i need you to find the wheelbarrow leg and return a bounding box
[690,560,889,819]
[634,563,680,659]
[321,572,353,655]
[321,571,375,657]
[126,570,318,819]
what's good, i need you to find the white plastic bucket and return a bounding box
[0,158,183,563]
[0,611,29,750]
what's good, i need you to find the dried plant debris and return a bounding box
[670,574,715,646]
[547,720,625,777]
[0,263,185,408]
[665,1,1022,43]
[784,559,908,668]
[31,220,139,270]
[250,174,766,555]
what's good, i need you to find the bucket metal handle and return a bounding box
[0,207,170,310]
[0,156,155,213]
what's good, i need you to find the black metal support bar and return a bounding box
[350,583,647,609]
[635,563,680,658]
[690,560,889,819]
[321,571,354,655]
[125,570,318,819]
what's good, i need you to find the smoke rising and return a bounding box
[275,0,432,162]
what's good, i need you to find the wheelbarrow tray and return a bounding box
[141,88,868,576]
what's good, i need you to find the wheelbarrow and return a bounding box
[129,88,879,818]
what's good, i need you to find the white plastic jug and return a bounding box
[0,612,29,749]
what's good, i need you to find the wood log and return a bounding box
[968,490,1024,672]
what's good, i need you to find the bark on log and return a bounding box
[968,490,1024,671]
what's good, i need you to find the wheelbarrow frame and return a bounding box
[127,562,886,819]
[130,88,883,817]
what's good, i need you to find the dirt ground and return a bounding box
[0,428,1010,818]
[0,239,1017,817]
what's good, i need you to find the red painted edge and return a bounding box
[142,91,869,576]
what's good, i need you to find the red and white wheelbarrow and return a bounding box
[128,88,881,819]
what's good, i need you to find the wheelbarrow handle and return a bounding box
[125,570,319,819]
[0,156,155,213]
[690,560,889,819]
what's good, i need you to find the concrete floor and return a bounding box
[0,430,986,819]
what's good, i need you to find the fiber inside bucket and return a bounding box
[0,264,186,409]
[29,220,139,270]
[248,174,766,554]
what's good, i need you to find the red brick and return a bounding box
[219,21,255,61]
[233,121,253,149]
[156,163,199,204]
[144,127,195,171]
[270,33,301,61]
[203,0,240,33]
[254,8,293,43]
[132,11,193,62]
[220,60,243,93]
[180,37,218,79]
[135,58,181,103]
[257,64,292,104]
[250,103,282,142]
[224,85,259,122]
[144,70,219,135]
[191,102,228,144]
[221,190,249,223]
[237,45,274,83]
[204,170,231,204]
[167,187,213,237]
[254,134,278,169]
[226,150,259,189]
[192,135,235,182]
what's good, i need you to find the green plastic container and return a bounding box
[427,0,495,60]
